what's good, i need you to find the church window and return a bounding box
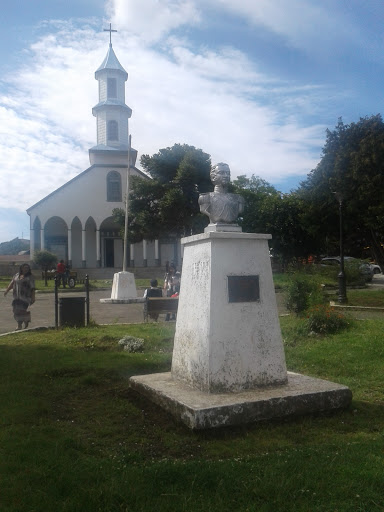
[107,120,118,141]
[107,171,122,202]
[107,78,117,98]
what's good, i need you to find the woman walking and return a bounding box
[4,263,36,330]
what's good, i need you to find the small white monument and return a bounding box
[130,163,351,429]
[110,271,137,300]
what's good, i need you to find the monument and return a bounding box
[130,163,352,429]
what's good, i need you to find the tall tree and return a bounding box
[233,175,317,264]
[114,144,212,242]
[299,115,384,263]
[232,174,280,233]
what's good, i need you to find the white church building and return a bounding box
[27,39,179,271]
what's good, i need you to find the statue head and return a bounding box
[210,162,231,187]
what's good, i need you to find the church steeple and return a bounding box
[89,28,136,165]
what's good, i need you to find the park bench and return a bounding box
[144,296,179,322]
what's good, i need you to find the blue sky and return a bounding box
[1,0,384,243]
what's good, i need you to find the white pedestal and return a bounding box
[171,231,287,392]
[110,271,137,300]
[130,231,352,429]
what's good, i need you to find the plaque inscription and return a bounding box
[227,275,260,303]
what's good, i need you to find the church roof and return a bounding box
[92,99,132,116]
[89,144,137,156]
[95,44,128,80]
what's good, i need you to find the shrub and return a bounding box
[285,273,323,316]
[345,259,366,285]
[306,305,351,335]
[118,336,144,352]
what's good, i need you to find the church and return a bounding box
[27,35,179,271]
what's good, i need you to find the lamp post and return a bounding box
[333,192,347,304]
[123,134,132,272]
[109,134,137,300]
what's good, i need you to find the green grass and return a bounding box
[1,319,384,511]
[346,288,384,308]
[273,269,337,290]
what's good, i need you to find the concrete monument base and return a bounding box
[110,271,137,300]
[130,371,352,430]
[171,232,288,392]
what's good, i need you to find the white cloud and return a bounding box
[203,0,363,56]
[106,0,201,42]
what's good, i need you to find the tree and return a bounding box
[233,175,318,265]
[232,174,280,233]
[299,115,384,264]
[114,144,212,243]
[33,250,57,286]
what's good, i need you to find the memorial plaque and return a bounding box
[227,275,260,303]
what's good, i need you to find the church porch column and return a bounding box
[40,229,45,250]
[155,239,160,266]
[30,229,35,259]
[96,230,101,267]
[130,243,135,267]
[82,229,86,268]
[143,239,147,267]
[67,228,72,267]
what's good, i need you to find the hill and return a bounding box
[0,238,30,256]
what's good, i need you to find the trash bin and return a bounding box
[59,297,86,327]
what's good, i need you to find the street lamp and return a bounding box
[123,134,132,272]
[333,192,347,304]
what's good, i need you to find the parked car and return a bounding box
[370,263,382,274]
[320,256,374,282]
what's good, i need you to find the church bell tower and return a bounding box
[89,26,137,166]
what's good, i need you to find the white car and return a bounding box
[370,263,382,274]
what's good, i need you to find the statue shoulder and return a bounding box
[198,192,211,205]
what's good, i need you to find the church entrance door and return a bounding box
[105,239,114,267]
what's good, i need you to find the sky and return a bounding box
[1,0,384,243]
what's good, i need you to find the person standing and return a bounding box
[163,264,179,321]
[4,263,36,330]
[56,260,66,288]
[65,261,71,285]
[163,263,176,297]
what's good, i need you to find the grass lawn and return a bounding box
[1,318,384,511]
[346,288,384,308]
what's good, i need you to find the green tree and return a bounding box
[33,250,57,286]
[114,144,212,243]
[233,175,318,265]
[300,115,384,264]
[232,174,279,233]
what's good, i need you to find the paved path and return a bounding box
[0,289,145,335]
[0,287,290,335]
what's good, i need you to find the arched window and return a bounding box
[107,171,122,202]
[107,120,118,141]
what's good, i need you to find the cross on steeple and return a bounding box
[103,23,117,46]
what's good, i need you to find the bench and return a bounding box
[144,297,179,322]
